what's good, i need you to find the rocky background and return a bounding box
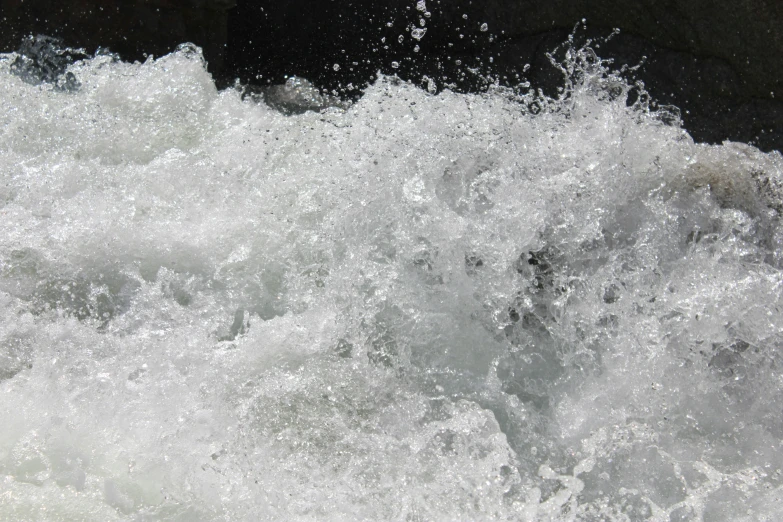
[1,0,781,153]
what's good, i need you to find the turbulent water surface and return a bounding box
[1,42,783,521]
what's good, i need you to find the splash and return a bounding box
[0,41,782,521]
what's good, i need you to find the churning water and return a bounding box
[1,41,782,521]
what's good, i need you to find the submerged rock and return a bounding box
[243,76,350,115]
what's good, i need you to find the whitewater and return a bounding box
[1,42,782,521]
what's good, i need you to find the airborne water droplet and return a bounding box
[411,28,427,41]
[480,23,488,32]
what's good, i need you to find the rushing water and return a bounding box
[1,41,782,521]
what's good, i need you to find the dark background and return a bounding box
[1,0,782,153]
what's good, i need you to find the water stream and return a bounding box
[1,41,782,520]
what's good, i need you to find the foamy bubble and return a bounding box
[0,41,782,520]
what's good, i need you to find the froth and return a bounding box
[1,43,782,520]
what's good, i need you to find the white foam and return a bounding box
[1,44,782,520]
